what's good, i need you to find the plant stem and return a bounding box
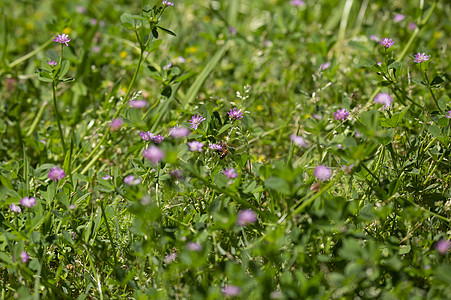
[52,81,66,154]
[100,198,117,265]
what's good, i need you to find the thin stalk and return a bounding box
[52,81,66,154]
[7,37,53,69]
[100,198,117,265]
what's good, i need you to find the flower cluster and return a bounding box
[188,141,204,152]
[53,34,71,46]
[140,131,164,144]
[162,0,174,6]
[314,165,332,181]
[129,100,147,108]
[224,168,238,179]
[413,53,430,64]
[209,143,223,150]
[20,197,36,208]
[228,108,243,120]
[237,209,257,226]
[379,38,395,48]
[143,146,165,164]
[110,118,123,132]
[290,135,308,148]
[189,114,206,130]
[124,175,141,186]
[374,93,393,109]
[169,127,190,138]
[48,167,65,181]
[333,108,349,121]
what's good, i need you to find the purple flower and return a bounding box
[102,175,112,180]
[237,209,257,226]
[370,35,379,42]
[290,135,308,148]
[143,146,165,164]
[92,46,101,53]
[124,175,141,185]
[53,34,71,46]
[393,14,405,23]
[152,134,164,144]
[9,203,21,213]
[413,53,430,64]
[377,62,382,66]
[129,100,148,108]
[69,204,77,210]
[374,93,393,109]
[109,118,123,132]
[163,62,172,70]
[222,285,241,296]
[20,251,29,263]
[318,62,330,71]
[162,0,174,6]
[379,38,395,48]
[314,165,332,181]
[209,143,223,150]
[408,22,417,31]
[224,168,238,179]
[76,5,87,13]
[169,127,190,138]
[228,26,237,35]
[20,197,36,208]
[187,242,202,252]
[436,239,450,256]
[333,108,349,121]
[169,169,183,180]
[189,114,206,130]
[48,167,65,181]
[140,131,154,141]
[446,111,451,119]
[164,252,177,264]
[188,141,204,152]
[228,108,243,120]
[341,164,354,174]
[47,60,57,66]
[177,56,186,63]
[290,0,305,6]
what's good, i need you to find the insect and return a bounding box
[216,141,231,159]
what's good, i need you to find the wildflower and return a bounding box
[20,251,29,263]
[162,0,174,6]
[209,143,223,150]
[413,53,430,64]
[374,93,393,109]
[377,62,382,66]
[189,114,206,130]
[436,239,450,256]
[129,100,148,108]
[379,38,394,48]
[290,135,308,148]
[124,175,141,185]
[228,26,237,35]
[169,169,183,180]
[20,197,36,208]
[140,131,154,141]
[228,108,243,120]
[318,62,330,71]
[333,108,349,121]
[76,5,87,13]
[109,118,123,132]
[187,242,202,252]
[164,252,177,264]
[169,127,190,138]
[69,204,77,209]
[152,134,164,144]
[163,62,172,70]
[102,175,112,180]
[224,168,238,179]
[314,165,332,181]
[143,146,165,164]
[222,285,241,296]
[188,141,204,152]
[393,14,405,23]
[237,209,257,226]
[341,164,354,174]
[177,56,186,63]
[53,34,71,46]
[92,46,100,53]
[9,203,21,213]
[370,35,379,42]
[47,60,57,66]
[446,111,451,119]
[48,167,65,181]
[290,0,305,6]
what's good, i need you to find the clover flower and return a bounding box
[290,0,305,6]
[164,252,177,264]
[140,131,153,141]
[393,14,405,23]
[379,38,394,48]
[102,175,112,180]
[228,26,237,35]
[163,62,172,70]
[188,141,204,152]
[237,209,257,226]
[169,127,190,138]
[20,251,29,263]
[187,242,202,252]
[20,197,36,208]
[162,0,174,6]
[152,134,164,144]
[318,61,330,71]
[47,60,57,66]
[124,175,141,185]
[374,93,393,109]
[224,168,238,179]
[222,285,241,296]
[413,53,430,64]
[290,135,308,148]
[109,118,123,132]
[143,146,165,164]
[129,100,147,108]
[333,108,349,121]
[314,165,332,181]
[48,167,65,181]
[408,22,417,30]
[370,35,379,42]
[9,203,21,213]
[189,114,206,130]
[436,239,450,256]
[446,111,451,119]
[227,108,243,120]
[53,34,71,46]
[209,143,223,150]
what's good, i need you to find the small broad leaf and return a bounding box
[152,28,159,39]
[161,85,172,97]
[157,26,176,36]
[430,75,445,87]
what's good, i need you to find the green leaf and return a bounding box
[380,107,409,128]
[157,26,176,36]
[429,125,441,138]
[59,60,70,78]
[217,123,232,135]
[264,176,290,195]
[430,75,445,87]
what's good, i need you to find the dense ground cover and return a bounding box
[0,0,450,298]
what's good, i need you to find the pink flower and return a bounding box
[318,62,330,71]
[109,118,123,132]
[20,197,36,208]
[379,38,395,48]
[47,60,57,66]
[143,146,165,164]
[188,141,204,152]
[237,209,257,226]
[209,143,223,150]
[169,127,190,138]
[333,108,349,121]
[53,34,71,46]
[290,0,305,6]
[290,135,308,148]
[374,93,393,109]
[124,175,141,185]
[413,53,430,64]
[9,203,21,213]
[446,111,451,119]
[48,167,65,181]
[370,35,379,42]
[187,242,202,252]
[224,168,238,179]
[164,252,177,264]
[393,14,405,23]
[436,239,450,256]
[227,108,243,120]
[313,165,332,181]
[222,285,241,296]
[189,114,206,130]
[408,22,417,30]
[20,251,29,263]
[129,100,148,108]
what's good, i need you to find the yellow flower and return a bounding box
[187,46,197,54]
[62,27,72,35]
[257,105,264,111]
[120,51,128,59]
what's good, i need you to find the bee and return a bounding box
[216,141,229,159]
